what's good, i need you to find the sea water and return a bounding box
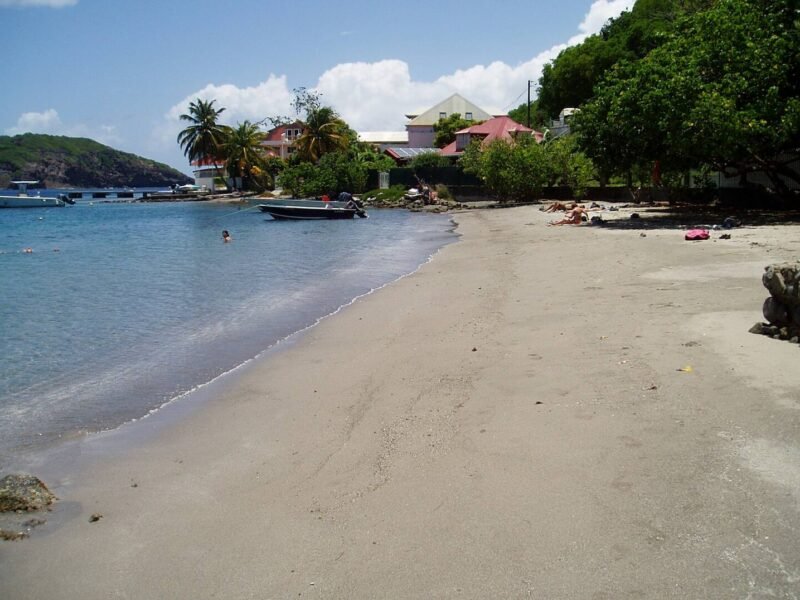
[0,200,457,469]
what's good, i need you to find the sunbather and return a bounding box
[542,201,577,213]
[549,205,588,226]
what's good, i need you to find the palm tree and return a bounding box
[295,106,348,162]
[222,121,266,191]
[177,99,229,165]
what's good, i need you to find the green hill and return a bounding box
[0,134,192,188]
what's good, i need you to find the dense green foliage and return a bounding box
[409,151,451,169]
[278,143,390,197]
[510,0,712,124]
[508,100,548,129]
[460,133,596,201]
[0,133,191,187]
[573,0,800,192]
[538,0,712,119]
[432,113,479,148]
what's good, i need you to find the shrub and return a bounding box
[435,184,452,200]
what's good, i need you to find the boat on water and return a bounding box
[0,181,73,208]
[259,198,367,220]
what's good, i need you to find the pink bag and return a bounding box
[685,229,710,241]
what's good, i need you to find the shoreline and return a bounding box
[2,205,799,598]
[2,213,459,478]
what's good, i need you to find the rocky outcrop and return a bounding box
[750,262,800,343]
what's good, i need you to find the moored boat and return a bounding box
[0,181,73,208]
[259,198,367,220]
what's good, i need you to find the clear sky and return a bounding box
[1,0,633,174]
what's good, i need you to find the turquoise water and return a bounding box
[0,200,456,468]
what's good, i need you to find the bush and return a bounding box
[435,184,452,200]
[410,151,451,169]
[361,185,406,202]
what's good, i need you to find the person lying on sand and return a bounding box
[542,201,578,213]
[549,205,588,226]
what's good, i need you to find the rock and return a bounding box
[0,529,28,541]
[749,322,766,335]
[89,513,103,523]
[763,297,789,326]
[0,474,56,512]
[763,262,800,308]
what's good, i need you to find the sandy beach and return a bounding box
[2,204,799,598]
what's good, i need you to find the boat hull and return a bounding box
[258,199,364,220]
[0,195,67,208]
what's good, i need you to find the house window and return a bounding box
[439,112,447,119]
[465,112,473,120]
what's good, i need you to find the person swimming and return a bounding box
[222,230,231,242]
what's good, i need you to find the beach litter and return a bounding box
[685,229,710,241]
[677,365,694,373]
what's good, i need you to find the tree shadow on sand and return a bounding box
[592,205,800,231]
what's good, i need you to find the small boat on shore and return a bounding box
[259,198,367,220]
[0,181,73,208]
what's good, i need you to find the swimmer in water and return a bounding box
[222,230,231,242]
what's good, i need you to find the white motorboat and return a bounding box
[0,181,73,208]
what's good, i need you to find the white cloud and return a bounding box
[157,74,293,150]
[569,0,635,44]
[5,108,122,146]
[0,0,77,7]
[6,108,62,134]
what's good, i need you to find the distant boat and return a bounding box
[0,181,73,208]
[259,198,367,220]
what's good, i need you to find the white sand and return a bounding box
[2,205,799,599]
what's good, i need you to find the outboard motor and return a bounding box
[59,193,76,205]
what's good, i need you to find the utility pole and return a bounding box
[526,80,534,128]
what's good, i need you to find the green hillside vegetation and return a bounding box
[0,133,192,188]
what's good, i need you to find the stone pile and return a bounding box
[750,261,800,343]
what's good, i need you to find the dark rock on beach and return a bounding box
[0,474,56,512]
[750,262,800,344]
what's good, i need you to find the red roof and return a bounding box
[441,116,542,155]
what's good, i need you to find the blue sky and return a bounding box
[1,0,633,174]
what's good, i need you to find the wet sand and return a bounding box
[2,204,799,599]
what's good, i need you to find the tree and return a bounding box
[535,0,712,119]
[222,121,266,191]
[432,113,479,148]
[460,135,549,201]
[508,100,548,129]
[177,99,229,164]
[278,151,370,197]
[574,0,800,194]
[544,135,596,199]
[295,105,349,162]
